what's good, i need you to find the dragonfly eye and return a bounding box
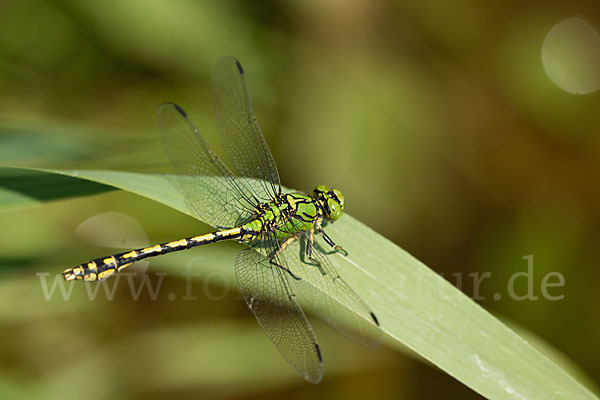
[331,188,345,210]
[314,185,330,196]
[326,198,343,221]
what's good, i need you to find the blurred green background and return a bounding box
[1,1,600,399]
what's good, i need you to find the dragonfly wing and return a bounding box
[277,231,382,348]
[158,102,257,229]
[236,242,323,384]
[214,56,281,201]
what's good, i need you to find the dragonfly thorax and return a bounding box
[241,188,345,240]
[243,193,318,237]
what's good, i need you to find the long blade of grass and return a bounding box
[1,165,597,400]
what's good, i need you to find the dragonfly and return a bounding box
[62,56,381,383]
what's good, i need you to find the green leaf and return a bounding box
[0,166,114,211]
[1,165,597,400]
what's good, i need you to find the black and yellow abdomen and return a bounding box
[63,193,324,282]
[63,227,243,281]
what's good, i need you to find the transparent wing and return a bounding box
[158,102,258,229]
[275,229,381,348]
[235,239,323,384]
[214,56,281,202]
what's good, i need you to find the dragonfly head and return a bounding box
[313,185,345,221]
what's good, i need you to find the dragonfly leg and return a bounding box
[316,221,348,256]
[267,236,302,280]
[306,227,327,276]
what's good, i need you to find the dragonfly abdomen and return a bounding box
[63,227,244,281]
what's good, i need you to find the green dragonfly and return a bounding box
[62,56,381,383]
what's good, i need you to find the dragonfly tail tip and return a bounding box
[62,268,78,281]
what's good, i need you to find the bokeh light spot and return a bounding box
[541,17,600,94]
